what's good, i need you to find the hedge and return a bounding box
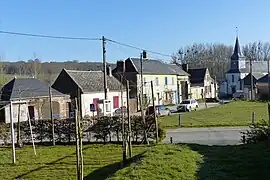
[0,115,166,145]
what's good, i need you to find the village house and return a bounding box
[0,77,70,123]
[181,64,217,100]
[256,74,270,99]
[113,58,189,110]
[52,68,126,118]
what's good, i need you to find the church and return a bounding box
[219,36,268,98]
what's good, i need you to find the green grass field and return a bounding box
[1,141,270,180]
[160,101,268,128]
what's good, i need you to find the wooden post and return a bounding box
[252,112,255,125]
[150,81,158,143]
[75,98,81,180]
[79,114,83,180]
[27,109,36,155]
[126,80,132,158]
[10,102,16,164]
[178,113,181,127]
[49,86,55,146]
[17,89,23,148]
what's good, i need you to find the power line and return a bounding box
[0,30,101,41]
[106,38,173,58]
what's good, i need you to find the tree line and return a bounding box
[0,41,270,86]
[172,41,270,82]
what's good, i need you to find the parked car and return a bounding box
[113,106,127,116]
[145,105,171,116]
[177,99,198,112]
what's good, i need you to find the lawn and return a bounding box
[1,141,270,180]
[160,101,268,128]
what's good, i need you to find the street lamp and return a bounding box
[140,50,149,145]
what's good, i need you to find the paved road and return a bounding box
[163,126,249,146]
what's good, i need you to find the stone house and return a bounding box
[0,77,70,123]
[52,68,127,117]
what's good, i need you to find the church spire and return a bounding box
[231,28,242,60]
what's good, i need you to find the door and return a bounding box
[93,98,99,111]
[232,86,236,94]
[28,106,35,120]
[113,96,119,109]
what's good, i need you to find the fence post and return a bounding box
[178,113,181,127]
[252,112,255,125]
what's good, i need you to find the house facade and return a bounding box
[256,74,270,100]
[52,68,126,118]
[0,77,70,123]
[113,58,190,109]
[181,64,217,100]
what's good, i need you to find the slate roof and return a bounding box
[0,78,65,101]
[65,69,122,92]
[188,68,207,84]
[231,37,243,60]
[242,73,264,86]
[257,74,270,83]
[127,58,189,76]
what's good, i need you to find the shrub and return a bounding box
[0,123,9,145]
[241,120,270,144]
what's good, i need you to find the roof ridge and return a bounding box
[65,69,103,73]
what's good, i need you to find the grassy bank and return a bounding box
[1,141,270,179]
[159,101,268,128]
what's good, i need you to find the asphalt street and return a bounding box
[163,126,249,146]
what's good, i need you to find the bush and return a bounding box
[0,123,9,145]
[241,120,270,144]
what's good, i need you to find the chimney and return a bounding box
[116,60,125,73]
[182,63,188,72]
[107,66,112,77]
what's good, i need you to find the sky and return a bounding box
[0,0,269,63]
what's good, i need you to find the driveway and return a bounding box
[163,126,249,146]
[131,102,220,116]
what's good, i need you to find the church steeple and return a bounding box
[231,36,242,60]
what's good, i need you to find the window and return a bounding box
[113,96,119,109]
[172,77,175,85]
[232,75,234,83]
[165,77,168,85]
[155,77,159,86]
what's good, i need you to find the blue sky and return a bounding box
[0,0,269,62]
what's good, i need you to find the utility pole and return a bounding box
[126,80,132,158]
[150,81,159,143]
[49,86,55,146]
[17,89,23,148]
[120,69,127,163]
[10,102,16,164]
[267,57,270,125]
[102,36,108,100]
[250,56,254,101]
[140,51,149,145]
[75,97,81,180]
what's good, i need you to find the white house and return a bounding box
[181,65,217,100]
[52,68,126,118]
[112,58,190,110]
